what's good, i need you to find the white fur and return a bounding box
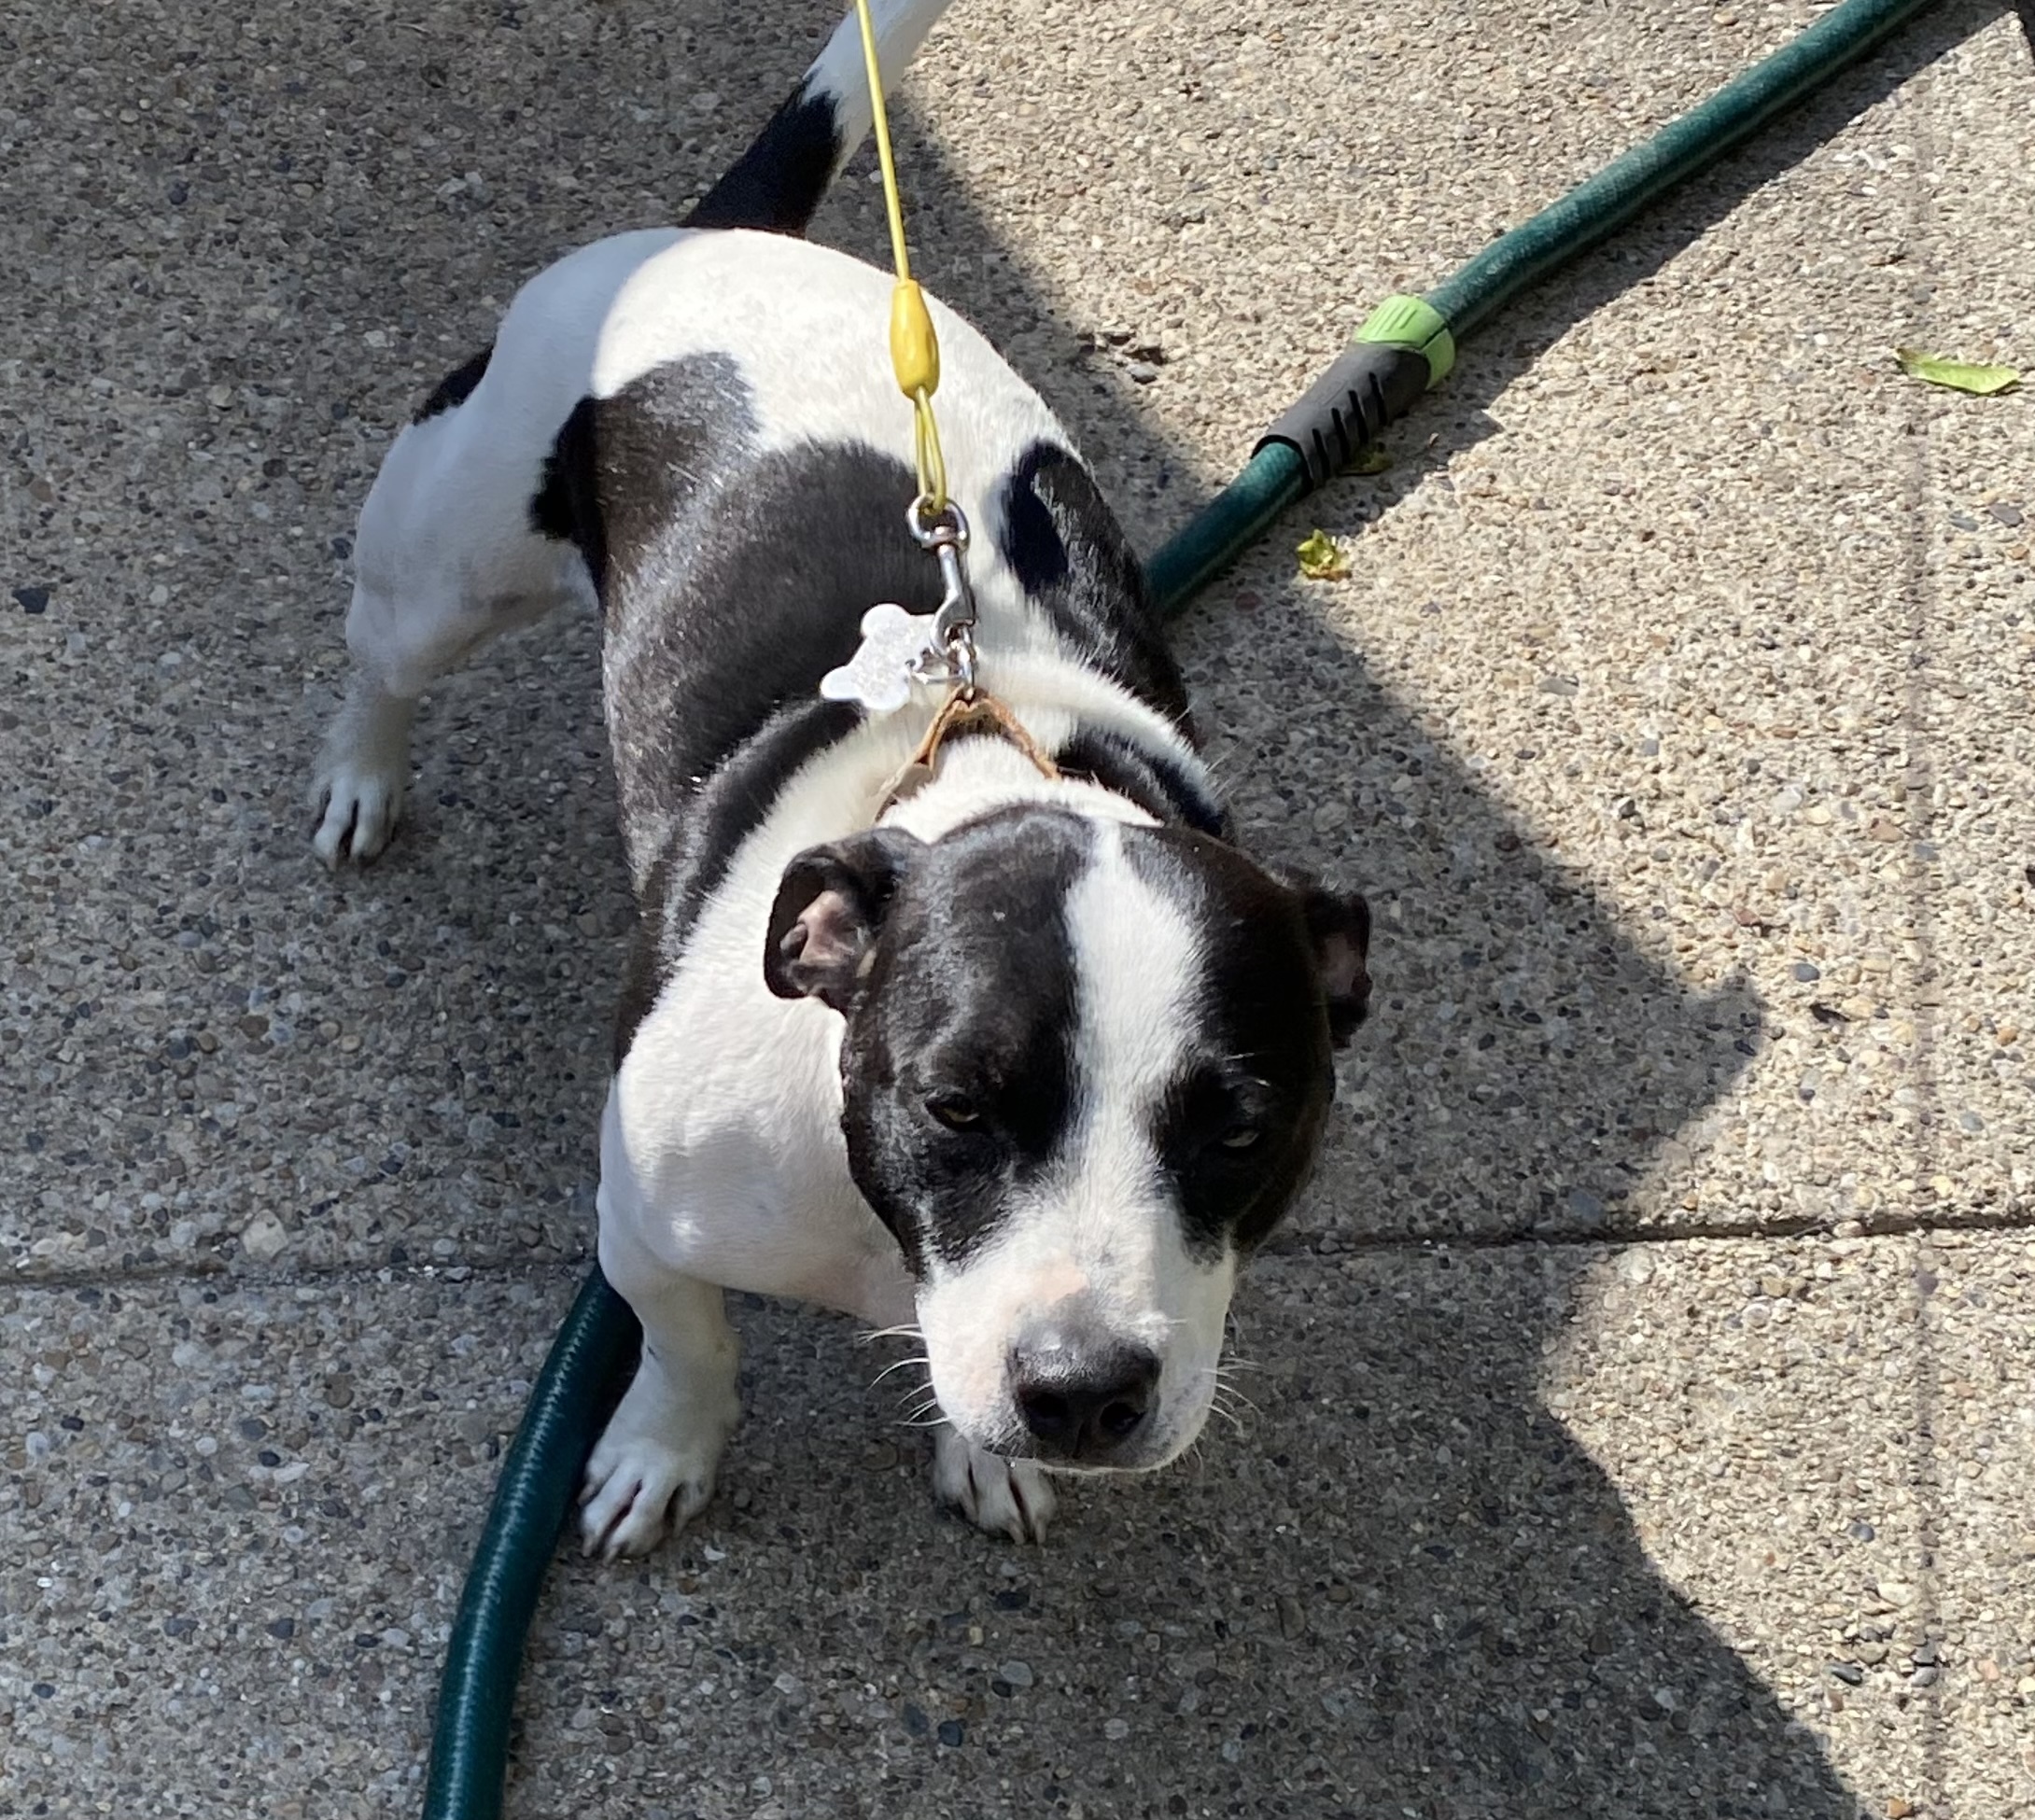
[593,231,1063,574]
[312,230,678,863]
[915,825,1233,1465]
[804,0,945,160]
[312,222,1115,865]
[590,658,1209,1548]
[596,656,1198,1330]
[579,1239,741,1560]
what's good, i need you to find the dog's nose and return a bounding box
[1008,1332,1159,1461]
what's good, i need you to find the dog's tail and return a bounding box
[684,0,955,236]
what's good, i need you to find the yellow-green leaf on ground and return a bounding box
[1348,447,1394,476]
[1894,347,2021,397]
[1297,529,1351,581]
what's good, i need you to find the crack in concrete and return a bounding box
[11,1199,2033,1297]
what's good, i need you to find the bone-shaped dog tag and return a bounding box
[820,602,940,715]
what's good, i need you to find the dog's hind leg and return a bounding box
[312,364,595,866]
[311,666,419,869]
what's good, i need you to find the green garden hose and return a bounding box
[423,1269,637,1820]
[421,1,1949,1812]
[1142,0,1944,608]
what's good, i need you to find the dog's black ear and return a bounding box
[1290,878,1371,1045]
[765,829,923,1012]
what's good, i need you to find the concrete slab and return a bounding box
[1547,1232,1936,1819]
[907,0,2014,1241]
[2,0,2011,1278]
[1,0,756,1281]
[0,1240,1951,1818]
[0,1269,549,1816]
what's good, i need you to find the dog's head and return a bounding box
[765,803,1368,1472]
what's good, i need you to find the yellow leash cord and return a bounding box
[853,0,948,514]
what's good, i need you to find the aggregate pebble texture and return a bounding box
[2,0,2030,1815]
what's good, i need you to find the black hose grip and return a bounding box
[1256,340,1434,493]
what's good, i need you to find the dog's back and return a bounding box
[538,229,1193,932]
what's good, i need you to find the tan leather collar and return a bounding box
[877,686,1061,815]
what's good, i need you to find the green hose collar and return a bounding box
[1355,294,1456,386]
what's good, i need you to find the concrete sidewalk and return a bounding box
[3,1,2030,1814]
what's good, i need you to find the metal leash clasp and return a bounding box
[905,497,977,695]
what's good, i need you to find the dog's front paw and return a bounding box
[932,1429,1057,1544]
[579,1372,736,1561]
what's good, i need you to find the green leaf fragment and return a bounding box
[1348,447,1394,475]
[1296,530,1351,581]
[1893,347,2021,397]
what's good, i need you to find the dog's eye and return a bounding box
[925,1092,980,1131]
[1219,1124,1263,1152]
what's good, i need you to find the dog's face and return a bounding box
[765,804,1368,1471]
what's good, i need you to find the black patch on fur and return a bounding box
[578,357,949,1055]
[612,843,677,1066]
[639,695,860,974]
[999,441,1195,733]
[527,395,602,574]
[683,86,841,235]
[839,808,1090,1273]
[1056,727,1229,840]
[1121,829,1340,1260]
[601,441,938,862]
[412,343,494,424]
[839,811,1344,1275]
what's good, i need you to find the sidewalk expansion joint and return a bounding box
[1311,1203,2035,1254]
[10,1200,2031,1298]
[5,1252,592,1297]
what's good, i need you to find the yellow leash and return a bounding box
[828,6,1060,802]
[853,0,948,513]
[826,0,1048,765]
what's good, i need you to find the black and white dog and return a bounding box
[313,0,1369,1553]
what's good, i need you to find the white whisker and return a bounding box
[1211,1380,1260,1418]
[868,1354,933,1390]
